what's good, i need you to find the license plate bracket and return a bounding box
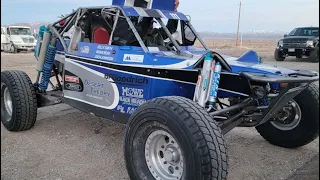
[288,48,295,52]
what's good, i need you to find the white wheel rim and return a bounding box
[10,44,14,53]
[145,130,184,180]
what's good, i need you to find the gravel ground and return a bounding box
[1,51,319,180]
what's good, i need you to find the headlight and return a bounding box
[278,40,283,47]
[306,40,314,47]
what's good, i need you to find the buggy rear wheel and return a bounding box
[256,83,319,148]
[124,96,228,180]
[1,70,38,131]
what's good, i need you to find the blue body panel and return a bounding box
[57,41,298,116]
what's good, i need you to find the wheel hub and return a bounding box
[271,100,301,131]
[145,130,184,180]
[164,146,180,163]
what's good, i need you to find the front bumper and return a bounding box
[277,46,316,56]
[240,70,319,83]
[240,70,319,125]
[14,43,36,50]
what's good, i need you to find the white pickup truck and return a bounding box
[1,26,37,53]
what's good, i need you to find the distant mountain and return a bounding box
[3,21,285,40]
[199,30,286,40]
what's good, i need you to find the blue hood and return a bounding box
[182,47,297,75]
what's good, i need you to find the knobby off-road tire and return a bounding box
[256,83,319,148]
[124,96,228,180]
[274,49,285,61]
[1,70,37,131]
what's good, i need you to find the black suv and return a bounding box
[275,27,319,62]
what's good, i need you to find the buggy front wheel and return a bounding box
[124,96,228,180]
[1,70,38,131]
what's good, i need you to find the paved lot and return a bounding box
[1,52,319,180]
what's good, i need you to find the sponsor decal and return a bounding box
[94,55,114,61]
[105,73,149,85]
[89,87,111,97]
[119,96,146,106]
[65,75,79,83]
[83,80,111,103]
[123,54,144,63]
[84,80,104,88]
[116,105,137,114]
[122,87,144,98]
[94,45,115,61]
[97,45,114,51]
[65,83,83,92]
[80,46,90,54]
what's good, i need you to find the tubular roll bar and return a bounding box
[48,6,206,56]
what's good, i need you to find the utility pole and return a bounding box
[240,32,243,47]
[236,1,242,46]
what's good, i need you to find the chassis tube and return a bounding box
[108,9,120,45]
[209,98,254,116]
[52,11,77,27]
[48,25,68,52]
[220,109,247,134]
[156,18,182,55]
[185,21,210,50]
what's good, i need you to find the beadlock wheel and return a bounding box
[145,130,184,180]
[124,96,228,180]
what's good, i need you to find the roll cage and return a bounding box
[50,6,210,56]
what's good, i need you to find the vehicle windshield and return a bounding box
[9,27,32,36]
[288,27,319,37]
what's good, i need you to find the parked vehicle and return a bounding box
[275,27,319,62]
[1,26,37,53]
[1,4,319,180]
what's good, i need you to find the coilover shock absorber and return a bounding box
[38,45,57,91]
[193,52,222,110]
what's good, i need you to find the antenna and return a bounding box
[236,1,242,46]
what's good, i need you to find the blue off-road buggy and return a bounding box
[1,2,319,180]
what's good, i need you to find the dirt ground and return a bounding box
[1,42,319,180]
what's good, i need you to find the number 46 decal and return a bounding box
[169,13,180,20]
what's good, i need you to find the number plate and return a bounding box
[288,48,295,52]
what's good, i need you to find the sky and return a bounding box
[1,0,319,33]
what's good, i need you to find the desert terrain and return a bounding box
[1,39,319,180]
